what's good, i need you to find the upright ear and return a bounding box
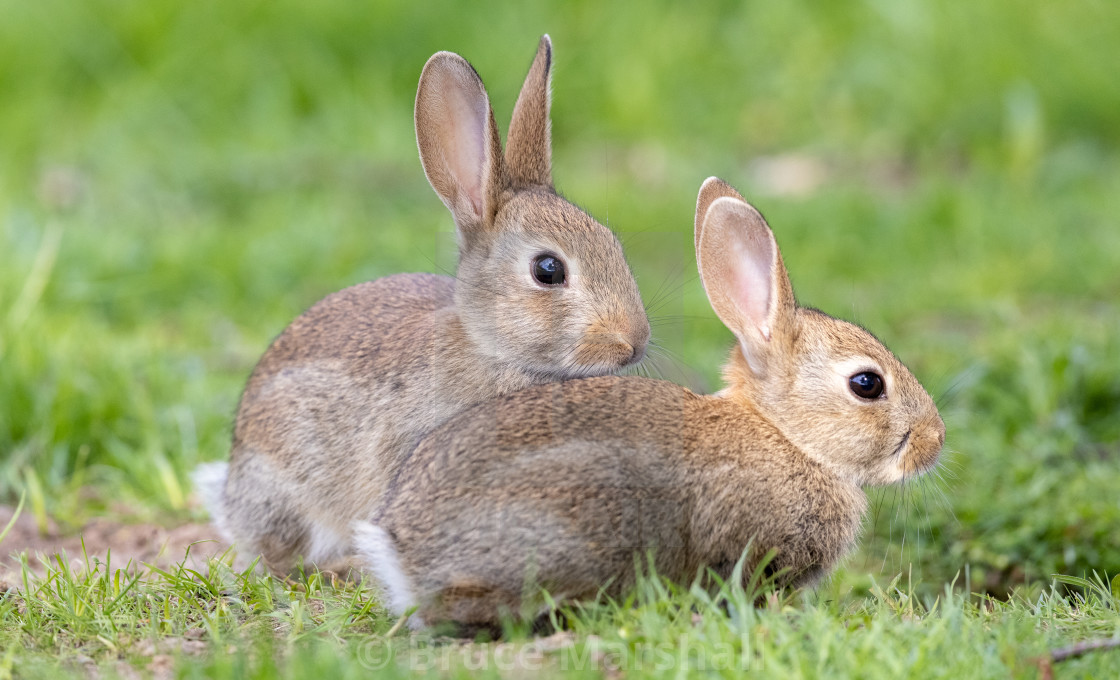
[696,184,796,376]
[505,35,553,188]
[694,177,746,269]
[415,51,505,233]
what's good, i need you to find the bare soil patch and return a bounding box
[0,505,229,583]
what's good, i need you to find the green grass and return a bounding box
[2,0,1119,676]
[2,551,1118,678]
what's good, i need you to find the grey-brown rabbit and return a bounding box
[194,36,650,575]
[356,177,945,629]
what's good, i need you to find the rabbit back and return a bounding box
[364,375,863,625]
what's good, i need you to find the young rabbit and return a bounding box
[355,177,945,630]
[194,36,650,575]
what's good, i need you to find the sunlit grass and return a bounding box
[2,550,1118,678]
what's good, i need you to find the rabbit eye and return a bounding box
[531,254,566,287]
[849,371,884,400]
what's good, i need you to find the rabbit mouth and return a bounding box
[523,358,619,382]
[889,431,911,459]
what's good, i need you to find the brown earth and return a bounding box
[0,505,230,583]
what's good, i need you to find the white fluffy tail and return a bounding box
[352,521,423,629]
[192,462,233,542]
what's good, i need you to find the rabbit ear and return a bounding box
[696,182,796,376]
[415,51,505,234]
[694,177,746,269]
[505,35,553,188]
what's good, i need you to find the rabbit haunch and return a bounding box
[358,177,945,630]
[195,36,650,576]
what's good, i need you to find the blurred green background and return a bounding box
[1,0,1117,596]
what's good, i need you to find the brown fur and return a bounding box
[200,37,650,574]
[361,177,945,629]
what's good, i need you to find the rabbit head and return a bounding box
[416,36,649,379]
[696,178,945,487]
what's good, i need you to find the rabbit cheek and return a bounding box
[765,356,897,487]
[516,292,583,369]
[835,407,905,487]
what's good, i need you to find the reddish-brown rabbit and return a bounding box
[195,37,649,575]
[357,177,945,629]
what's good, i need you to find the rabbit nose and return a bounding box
[627,339,646,365]
[607,335,641,366]
[930,412,946,448]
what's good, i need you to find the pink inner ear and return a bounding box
[441,84,488,217]
[730,227,774,337]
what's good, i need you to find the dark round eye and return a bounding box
[849,371,885,400]
[531,254,566,286]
